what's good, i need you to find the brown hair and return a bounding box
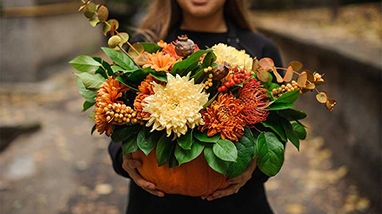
[136,0,254,42]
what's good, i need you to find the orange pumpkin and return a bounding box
[132,150,230,197]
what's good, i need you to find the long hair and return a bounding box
[136,0,254,42]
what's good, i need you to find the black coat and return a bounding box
[108,21,283,214]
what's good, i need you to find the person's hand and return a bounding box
[122,153,165,197]
[202,158,257,201]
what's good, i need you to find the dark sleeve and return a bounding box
[262,40,283,68]
[108,141,131,178]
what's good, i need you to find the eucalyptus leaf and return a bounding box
[175,140,204,165]
[213,139,237,162]
[204,146,229,175]
[257,132,285,176]
[69,55,101,72]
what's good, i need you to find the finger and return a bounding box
[123,154,141,169]
[206,184,239,201]
[125,168,165,197]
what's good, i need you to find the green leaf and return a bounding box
[273,90,300,104]
[149,70,168,82]
[278,109,307,121]
[280,118,300,150]
[76,77,97,102]
[137,128,156,155]
[91,124,96,135]
[101,47,139,70]
[140,42,162,53]
[204,146,229,175]
[93,57,113,77]
[213,139,237,162]
[175,140,205,165]
[155,132,173,166]
[122,136,139,155]
[292,122,307,140]
[257,132,285,176]
[201,51,216,67]
[116,76,139,91]
[269,102,295,111]
[82,101,94,112]
[111,125,141,142]
[69,55,102,72]
[75,72,105,90]
[127,68,150,83]
[171,50,211,76]
[177,130,193,150]
[193,130,220,143]
[227,134,255,177]
[261,113,287,142]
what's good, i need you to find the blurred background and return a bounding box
[0,0,381,213]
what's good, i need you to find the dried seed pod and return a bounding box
[175,35,195,57]
[212,62,230,80]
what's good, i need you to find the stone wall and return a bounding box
[257,28,381,211]
[1,1,103,82]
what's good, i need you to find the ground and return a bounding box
[0,2,380,214]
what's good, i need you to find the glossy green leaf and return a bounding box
[171,50,211,76]
[177,130,193,150]
[75,72,105,90]
[213,139,237,162]
[193,130,220,143]
[273,90,300,104]
[268,102,295,111]
[227,136,254,177]
[155,132,173,166]
[140,42,162,53]
[278,109,307,121]
[261,113,287,142]
[292,122,307,140]
[137,128,156,155]
[257,132,284,176]
[69,55,101,72]
[82,100,94,112]
[280,118,300,150]
[111,125,141,142]
[122,136,139,155]
[127,68,150,83]
[76,77,97,102]
[101,47,139,70]
[175,140,204,165]
[204,146,229,175]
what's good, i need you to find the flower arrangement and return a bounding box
[70,1,336,196]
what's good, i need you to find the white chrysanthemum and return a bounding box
[142,73,209,138]
[211,43,253,70]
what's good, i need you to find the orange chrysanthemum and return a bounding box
[238,78,270,125]
[94,76,129,136]
[143,51,177,71]
[134,75,161,120]
[199,93,246,142]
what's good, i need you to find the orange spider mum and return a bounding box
[199,93,245,142]
[238,78,270,125]
[134,75,161,120]
[94,76,129,136]
[143,51,177,72]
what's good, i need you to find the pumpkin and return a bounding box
[132,150,230,197]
